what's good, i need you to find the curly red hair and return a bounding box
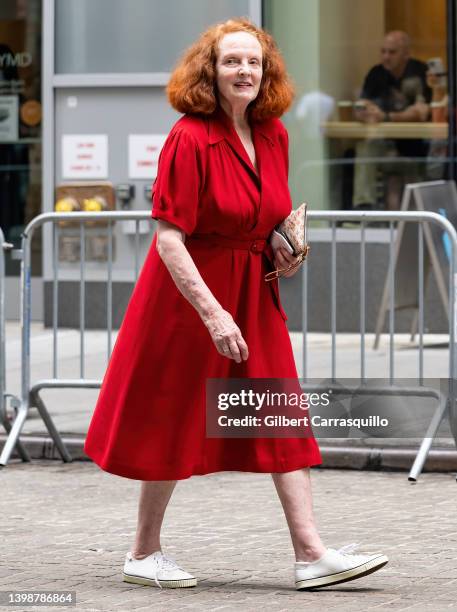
[166,18,294,121]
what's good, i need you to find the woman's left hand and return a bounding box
[273,247,303,278]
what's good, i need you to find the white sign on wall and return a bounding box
[0,95,18,142]
[128,134,167,179]
[62,134,108,179]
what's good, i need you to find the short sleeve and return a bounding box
[151,127,203,235]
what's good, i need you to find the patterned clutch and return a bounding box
[265,202,310,282]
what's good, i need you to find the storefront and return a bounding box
[0,0,41,315]
[0,0,454,325]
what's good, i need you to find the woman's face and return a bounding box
[216,31,263,112]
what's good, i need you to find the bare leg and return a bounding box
[131,480,177,559]
[271,468,326,562]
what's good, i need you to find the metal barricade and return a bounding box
[0,229,29,464]
[0,211,152,468]
[302,210,457,481]
[1,209,456,481]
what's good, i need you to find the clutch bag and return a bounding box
[265,202,310,282]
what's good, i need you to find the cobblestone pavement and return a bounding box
[1,461,457,611]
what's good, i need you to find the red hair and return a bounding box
[166,18,295,121]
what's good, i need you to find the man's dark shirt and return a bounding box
[360,58,432,157]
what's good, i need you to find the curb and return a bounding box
[2,434,457,473]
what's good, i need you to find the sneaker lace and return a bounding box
[151,553,181,589]
[334,542,369,564]
[161,553,181,570]
[336,543,361,555]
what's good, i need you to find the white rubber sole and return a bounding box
[295,555,389,590]
[123,572,197,588]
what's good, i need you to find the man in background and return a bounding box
[353,31,431,211]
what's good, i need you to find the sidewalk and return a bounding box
[2,460,457,611]
[2,321,457,471]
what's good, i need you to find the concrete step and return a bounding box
[2,433,456,474]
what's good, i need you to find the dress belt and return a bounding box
[187,233,269,254]
[185,233,287,320]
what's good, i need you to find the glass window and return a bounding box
[264,0,448,216]
[55,0,254,74]
[0,0,42,275]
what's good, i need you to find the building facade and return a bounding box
[0,0,454,328]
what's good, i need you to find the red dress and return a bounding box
[83,106,322,480]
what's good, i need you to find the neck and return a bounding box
[219,98,250,131]
[390,60,408,79]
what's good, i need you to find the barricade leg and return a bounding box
[0,401,30,466]
[450,397,457,449]
[0,397,31,463]
[448,384,457,481]
[30,387,72,462]
[408,394,449,481]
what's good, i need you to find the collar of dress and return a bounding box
[208,105,276,147]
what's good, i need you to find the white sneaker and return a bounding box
[123,550,197,589]
[295,543,388,590]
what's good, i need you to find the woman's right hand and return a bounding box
[202,309,249,363]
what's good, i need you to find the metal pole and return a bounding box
[360,222,366,382]
[0,232,30,463]
[0,230,7,419]
[331,222,336,381]
[0,226,33,466]
[302,259,308,381]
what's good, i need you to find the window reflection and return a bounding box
[265,0,448,218]
[352,31,432,213]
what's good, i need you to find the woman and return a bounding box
[84,18,388,591]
